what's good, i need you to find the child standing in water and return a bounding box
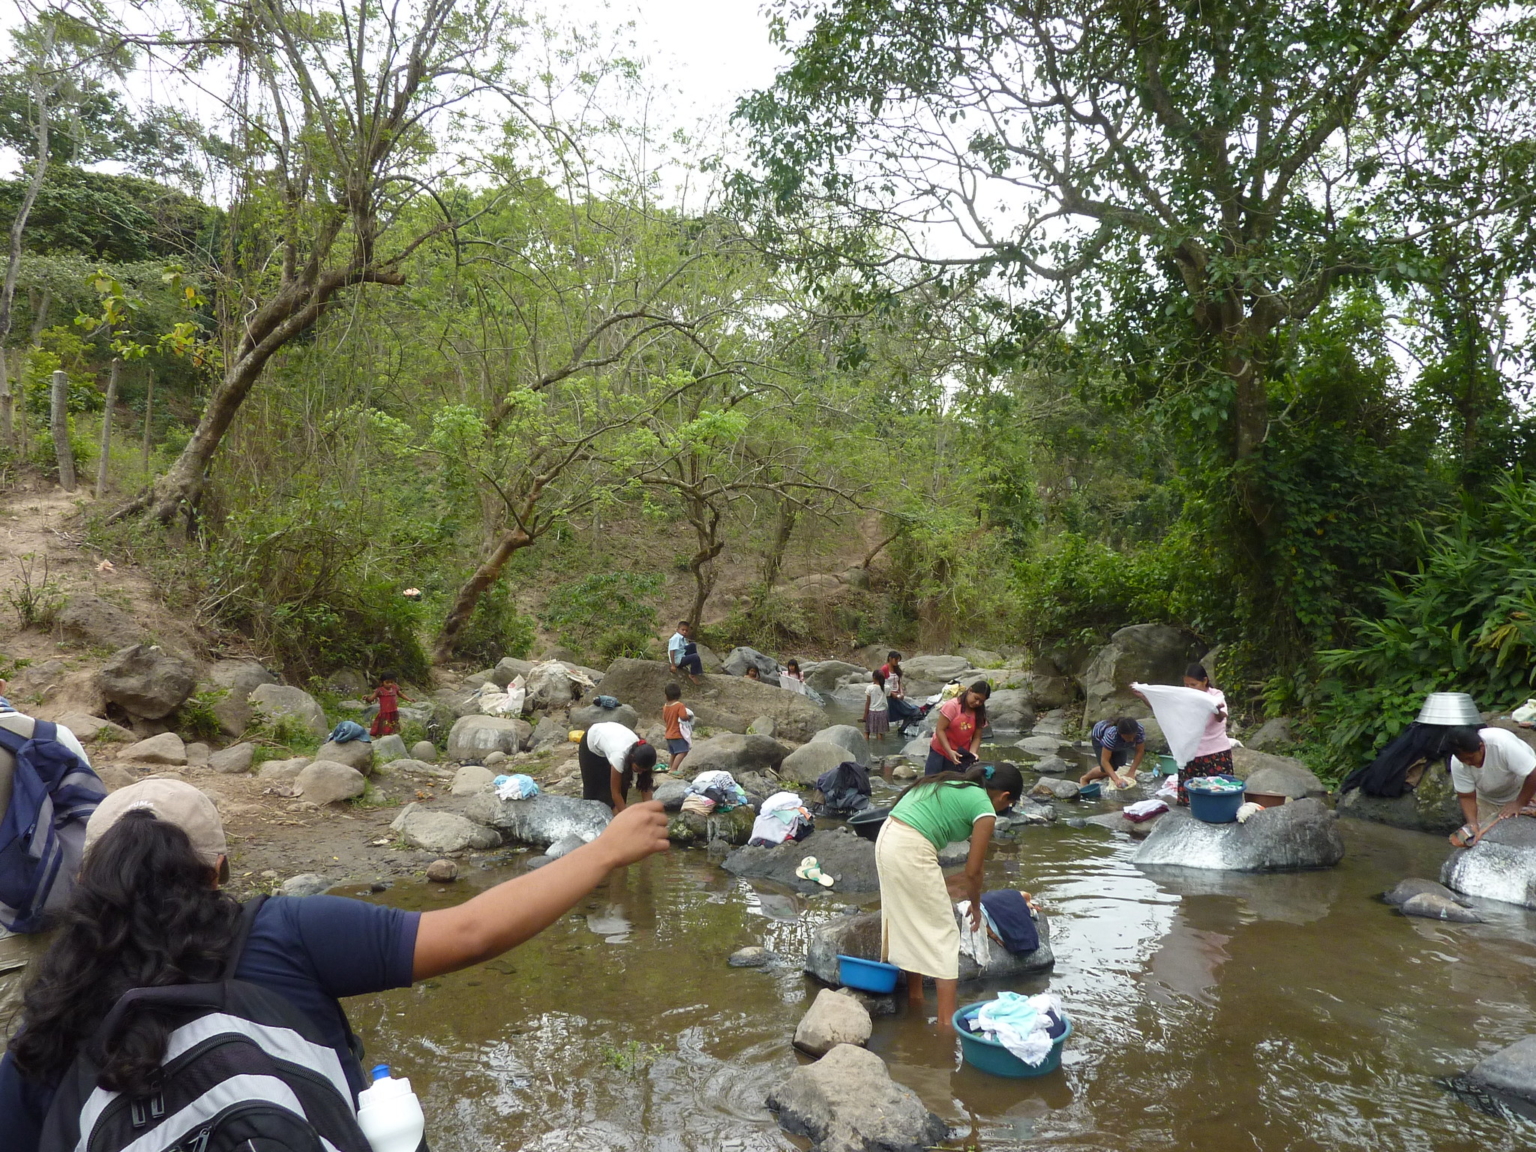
[662,682,694,773]
[864,669,890,739]
[365,674,413,737]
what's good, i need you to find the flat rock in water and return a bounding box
[1442,817,1536,909]
[1031,776,1079,800]
[545,833,587,859]
[804,908,1053,985]
[1400,892,1483,922]
[723,827,880,893]
[997,802,1057,829]
[898,736,930,764]
[1383,878,1468,907]
[1032,755,1070,776]
[463,791,611,848]
[668,805,756,846]
[1336,766,1464,835]
[1017,735,1065,758]
[425,859,458,883]
[390,803,500,853]
[1083,810,1161,839]
[767,1044,946,1152]
[1132,799,1344,871]
[729,945,773,968]
[810,725,870,768]
[1469,1035,1536,1107]
[794,988,872,1056]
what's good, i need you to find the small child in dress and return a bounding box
[662,682,694,773]
[365,673,413,737]
[863,669,889,739]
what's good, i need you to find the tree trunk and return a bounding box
[756,498,798,605]
[141,369,153,477]
[50,369,74,491]
[0,346,11,449]
[433,527,535,664]
[95,357,119,498]
[0,89,49,357]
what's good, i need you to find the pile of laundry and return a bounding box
[964,991,1065,1066]
[1121,798,1167,823]
[474,677,525,717]
[494,773,539,801]
[957,888,1040,966]
[327,721,371,744]
[748,791,814,846]
[814,761,871,816]
[682,770,750,815]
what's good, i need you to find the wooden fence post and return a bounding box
[50,368,75,492]
[95,357,119,498]
[142,369,153,477]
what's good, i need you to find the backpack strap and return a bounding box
[224,894,269,980]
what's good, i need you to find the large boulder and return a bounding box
[315,739,374,775]
[898,736,930,764]
[1132,800,1344,871]
[249,684,329,740]
[447,715,531,762]
[723,646,781,684]
[593,659,827,742]
[209,742,255,774]
[794,989,872,1056]
[1231,748,1325,799]
[803,660,867,694]
[1244,717,1297,751]
[1336,763,1463,835]
[682,733,792,776]
[524,661,581,711]
[463,791,611,847]
[57,594,143,649]
[490,656,533,687]
[372,733,409,764]
[810,724,869,768]
[1021,672,1075,710]
[766,1044,946,1152]
[984,688,1034,736]
[654,778,689,810]
[294,761,366,805]
[805,907,1054,985]
[98,644,197,720]
[1466,1036,1536,1110]
[390,803,500,853]
[569,702,640,730]
[204,660,279,737]
[723,827,888,893]
[901,654,970,681]
[1442,817,1536,909]
[781,741,854,787]
[1079,624,1204,722]
[451,764,495,796]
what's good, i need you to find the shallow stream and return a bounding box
[340,805,1536,1151]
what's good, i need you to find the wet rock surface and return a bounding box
[794,988,872,1056]
[464,791,612,848]
[1133,800,1345,871]
[766,1044,948,1152]
[1442,817,1536,909]
[1336,765,1464,835]
[723,827,882,892]
[803,908,1054,985]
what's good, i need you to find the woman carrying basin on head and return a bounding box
[875,762,1023,1031]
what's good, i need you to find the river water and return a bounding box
[337,802,1536,1151]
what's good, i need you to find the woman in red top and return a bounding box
[365,674,413,737]
[924,680,989,775]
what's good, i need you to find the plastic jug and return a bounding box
[356,1064,425,1152]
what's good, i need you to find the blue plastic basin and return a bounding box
[1078,781,1101,799]
[954,1002,1072,1077]
[837,954,900,993]
[1187,775,1245,823]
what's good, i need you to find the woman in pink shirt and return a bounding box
[925,681,990,775]
[1178,662,1232,804]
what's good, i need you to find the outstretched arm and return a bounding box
[412,803,668,978]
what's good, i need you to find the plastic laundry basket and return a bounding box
[954,1002,1072,1077]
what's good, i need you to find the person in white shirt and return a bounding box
[578,721,659,812]
[667,620,703,682]
[1446,725,1536,847]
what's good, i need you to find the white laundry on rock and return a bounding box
[1132,683,1220,767]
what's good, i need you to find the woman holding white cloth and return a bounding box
[1133,665,1230,805]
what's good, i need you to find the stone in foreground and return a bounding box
[1442,817,1536,909]
[1468,1036,1536,1109]
[766,1044,946,1152]
[1400,892,1483,923]
[1382,877,1468,907]
[795,988,872,1056]
[294,761,366,805]
[804,908,1053,985]
[1132,799,1344,871]
[729,945,772,968]
[391,803,500,853]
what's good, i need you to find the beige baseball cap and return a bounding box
[84,779,228,869]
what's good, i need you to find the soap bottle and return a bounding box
[355,1063,426,1152]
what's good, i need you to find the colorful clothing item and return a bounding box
[368,683,403,737]
[662,700,691,741]
[1193,686,1232,758]
[890,780,996,850]
[929,697,982,759]
[1177,747,1234,805]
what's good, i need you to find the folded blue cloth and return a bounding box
[980,889,1039,954]
[327,720,371,744]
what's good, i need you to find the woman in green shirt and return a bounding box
[874,762,1024,1030]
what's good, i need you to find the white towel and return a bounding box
[956,900,991,968]
[1132,683,1220,767]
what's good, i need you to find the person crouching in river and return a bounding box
[1445,725,1536,846]
[579,721,658,812]
[925,681,989,775]
[875,762,1024,1030]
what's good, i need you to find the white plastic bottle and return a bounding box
[356,1064,426,1152]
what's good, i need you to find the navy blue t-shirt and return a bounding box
[0,895,419,1152]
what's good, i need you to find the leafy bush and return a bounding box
[449,581,536,665]
[1316,474,1536,769]
[1013,531,1181,648]
[540,571,661,662]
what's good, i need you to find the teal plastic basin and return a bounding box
[1186,775,1245,823]
[954,1002,1072,1077]
[837,954,899,993]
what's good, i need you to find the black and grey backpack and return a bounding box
[40,896,374,1152]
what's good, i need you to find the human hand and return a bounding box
[967,900,983,932]
[1499,800,1524,822]
[597,801,670,867]
[1450,823,1479,848]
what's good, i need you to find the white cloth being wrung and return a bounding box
[1131,683,1220,767]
